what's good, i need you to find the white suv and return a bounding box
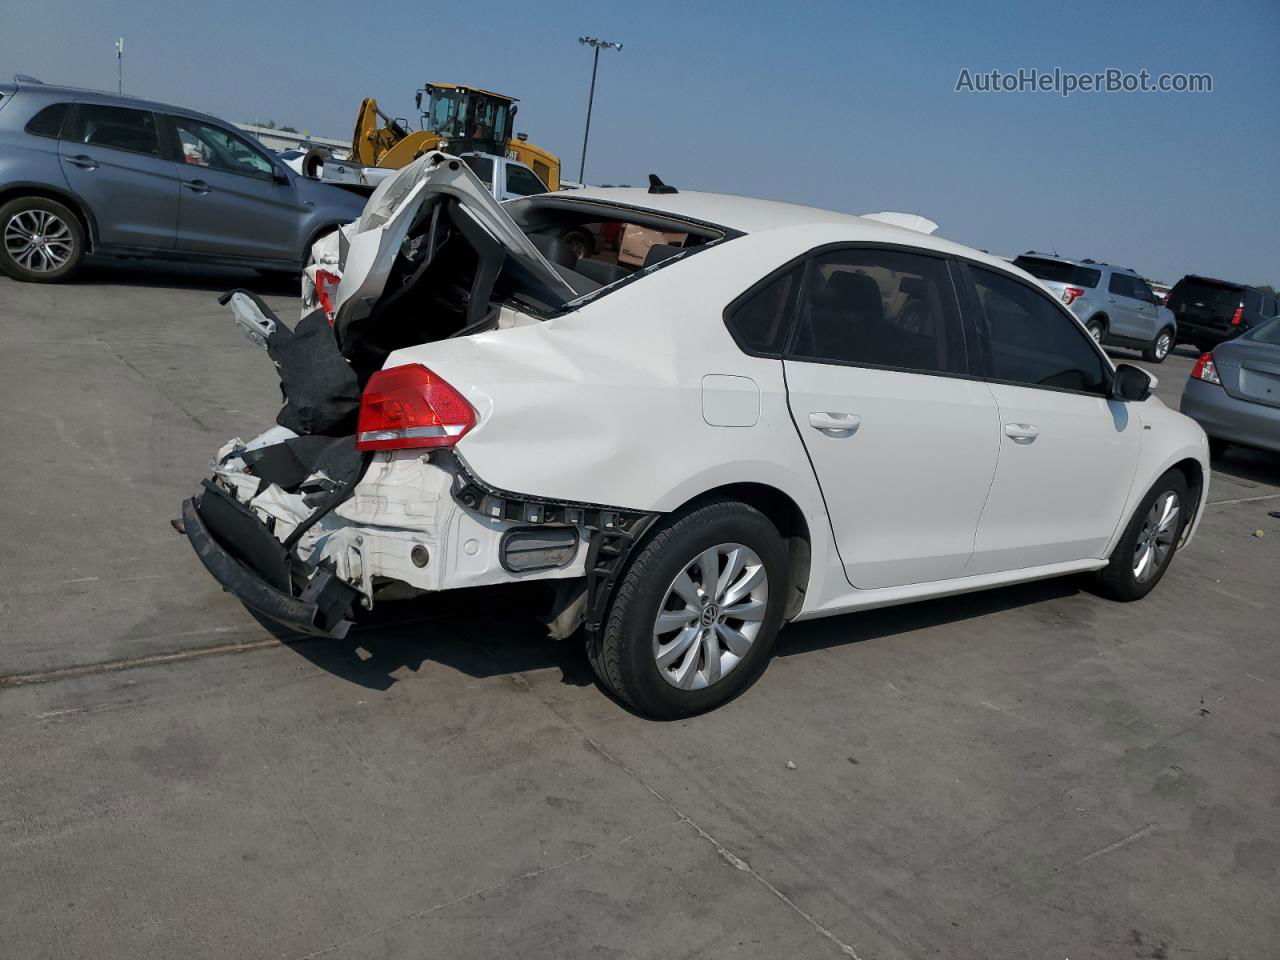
[185,153,1210,718]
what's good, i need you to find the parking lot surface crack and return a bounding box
[509,672,864,959]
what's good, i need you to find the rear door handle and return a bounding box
[808,412,861,435]
[64,154,97,170]
[1004,422,1039,443]
[182,179,210,194]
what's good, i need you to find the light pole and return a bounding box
[577,36,621,185]
[115,37,124,94]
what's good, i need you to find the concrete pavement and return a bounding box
[1,263,1278,959]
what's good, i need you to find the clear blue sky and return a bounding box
[3,0,1277,284]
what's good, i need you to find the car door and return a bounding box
[1129,276,1160,339]
[1102,271,1136,337]
[165,115,301,262]
[960,263,1142,574]
[58,102,178,250]
[782,246,1000,590]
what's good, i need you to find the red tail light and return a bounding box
[356,364,476,451]
[1062,286,1085,306]
[1190,352,1221,385]
[1230,303,1244,326]
[315,269,341,325]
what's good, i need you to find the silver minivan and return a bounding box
[1013,252,1178,363]
[0,77,367,282]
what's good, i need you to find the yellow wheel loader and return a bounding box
[351,83,560,191]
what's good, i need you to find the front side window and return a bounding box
[1108,272,1134,297]
[462,155,494,186]
[25,102,71,139]
[504,164,547,197]
[65,103,160,156]
[725,265,801,355]
[172,118,274,178]
[789,248,967,375]
[969,265,1108,393]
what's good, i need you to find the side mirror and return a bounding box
[1110,363,1152,402]
[272,169,291,186]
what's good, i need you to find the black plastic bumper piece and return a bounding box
[182,490,358,640]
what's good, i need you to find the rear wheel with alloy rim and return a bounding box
[596,500,788,718]
[1085,318,1106,344]
[0,196,86,282]
[1096,469,1189,601]
[1143,327,1174,363]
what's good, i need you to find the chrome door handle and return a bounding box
[182,179,210,194]
[1105,296,1116,303]
[65,154,97,170]
[809,412,861,435]
[1004,422,1039,443]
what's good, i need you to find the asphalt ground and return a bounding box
[2,259,1277,959]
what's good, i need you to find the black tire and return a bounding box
[1207,437,1229,460]
[596,500,789,718]
[1142,327,1175,364]
[1085,316,1107,344]
[0,196,86,282]
[1095,469,1190,602]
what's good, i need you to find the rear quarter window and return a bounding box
[24,102,71,138]
[724,265,801,356]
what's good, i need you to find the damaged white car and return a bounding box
[184,152,1210,717]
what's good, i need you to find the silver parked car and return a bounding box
[0,76,367,282]
[1180,318,1280,458]
[1012,252,1177,363]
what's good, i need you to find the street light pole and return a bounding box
[115,37,124,94]
[577,36,621,185]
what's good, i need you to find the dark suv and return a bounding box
[0,77,366,282]
[1166,275,1279,351]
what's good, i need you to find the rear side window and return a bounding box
[25,102,71,138]
[1012,256,1101,288]
[725,265,801,356]
[969,265,1107,393]
[65,104,160,156]
[504,164,547,197]
[789,248,967,375]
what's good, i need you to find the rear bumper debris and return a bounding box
[182,485,359,639]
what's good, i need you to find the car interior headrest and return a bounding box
[643,243,684,269]
[529,233,577,269]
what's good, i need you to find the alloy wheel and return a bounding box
[1088,323,1104,343]
[1154,331,1172,360]
[1133,491,1180,583]
[652,542,769,690]
[4,209,74,273]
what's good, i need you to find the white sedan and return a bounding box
[186,152,1210,718]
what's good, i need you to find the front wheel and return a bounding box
[0,196,86,282]
[1095,469,1190,601]
[595,500,789,718]
[1142,327,1174,363]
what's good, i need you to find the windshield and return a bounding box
[1012,257,1101,288]
[424,89,465,138]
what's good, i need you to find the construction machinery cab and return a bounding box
[415,83,515,159]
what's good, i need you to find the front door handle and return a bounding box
[182,179,210,194]
[1004,422,1039,444]
[808,412,861,435]
[64,154,97,170]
